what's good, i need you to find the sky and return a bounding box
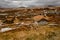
[0,0,60,8]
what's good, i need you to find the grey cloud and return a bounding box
[0,0,60,8]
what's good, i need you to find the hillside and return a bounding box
[0,6,60,40]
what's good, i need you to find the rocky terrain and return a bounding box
[0,6,60,40]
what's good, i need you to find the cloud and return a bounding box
[0,0,60,8]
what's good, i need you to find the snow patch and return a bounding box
[0,28,15,32]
